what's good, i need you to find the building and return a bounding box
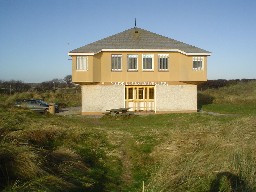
[68,27,211,115]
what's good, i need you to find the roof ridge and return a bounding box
[141,28,206,50]
[138,28,212,53]
[88,28,131,45]
[71,28,130,51]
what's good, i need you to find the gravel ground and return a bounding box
[57,106,82,116]
[57,108,233,117]
[57,107,104,118]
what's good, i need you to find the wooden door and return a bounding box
[125,86,155,111]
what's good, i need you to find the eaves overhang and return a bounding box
[68,49,211,56]
[68,52,94,56]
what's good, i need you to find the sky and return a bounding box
[0,0,256,83]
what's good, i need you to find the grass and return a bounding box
[201,103,256,115]
[199,80,256,115]
[0,81,256,191]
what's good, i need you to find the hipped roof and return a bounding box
[69,27,211,55]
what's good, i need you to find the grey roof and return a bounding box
[69,27,210,55]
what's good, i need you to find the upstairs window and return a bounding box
[193,57,203,70]
[127,55,138,71]
[76,56,88,71]
[111,55,122,71]
[158,54,169,70]
[143,54,154,71]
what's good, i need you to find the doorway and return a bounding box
[125,86,155,111]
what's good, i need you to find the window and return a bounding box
[158,54,169,70]
[138,88,144,99]
[111,55,122,71]
[127,55,138,71]
[76,56,88,71]
[149,87,154,99]
[193,57,203,70]
[128,88,133,99]
[143,54,154,70]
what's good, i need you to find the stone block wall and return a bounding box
[81,85,125,113]
[155,84,197,112]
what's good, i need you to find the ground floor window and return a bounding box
[125,86,155,111]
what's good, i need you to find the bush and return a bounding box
[197,92,214,110]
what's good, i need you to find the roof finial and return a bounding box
[134,18,138,33]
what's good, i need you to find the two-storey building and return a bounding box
[68,27,211,114]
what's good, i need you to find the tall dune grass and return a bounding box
[0,81,256,191]
[201,81,256,104]
[198,81,256,115]
[3,88,81,108]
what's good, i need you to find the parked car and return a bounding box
[15,99,59,113]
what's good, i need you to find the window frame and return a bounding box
[193,57,204,71]
[76,56,88,71]
[127,54,138,71]
[158,54,169,71]
[111,54,122,71]
[142,54,154,71]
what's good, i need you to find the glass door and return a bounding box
[125,86,155,111]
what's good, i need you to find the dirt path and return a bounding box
[199,110,237,116]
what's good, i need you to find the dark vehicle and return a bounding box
[15,99,59,113]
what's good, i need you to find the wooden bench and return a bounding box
[103,108,134,116]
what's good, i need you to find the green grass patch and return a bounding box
[198,81,256,115]
[202,103,256,115]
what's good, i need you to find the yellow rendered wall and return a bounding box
[72,55,94,83]
[71,52,208,83]
[93,53,102,82]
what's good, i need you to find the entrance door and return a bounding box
[125,86,155,111]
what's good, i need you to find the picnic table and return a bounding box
[104,108,134,116]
